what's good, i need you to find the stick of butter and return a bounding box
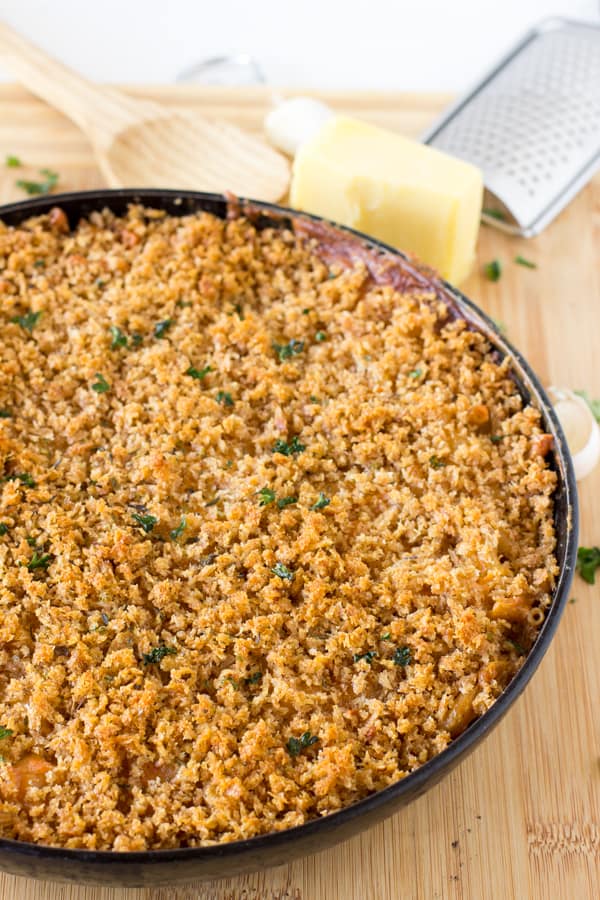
[290,115,483,285]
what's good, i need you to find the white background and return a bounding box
[0,0,598,91]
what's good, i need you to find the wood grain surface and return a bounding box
[0,84,598,900]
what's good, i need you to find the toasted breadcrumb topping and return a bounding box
[0,206,557,850]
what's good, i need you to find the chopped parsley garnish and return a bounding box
[131,512,158,533]
[302,308,311,315]
[33,259,45,268]
[131,332,143,348]
[482,207,507,221]
[514,255,537,269]
[273,338,304,361]
[271,562,294,581]
[0,409,12,419]
[154,319,172,338]
[91,373,110,393]
[408,368,422,378]
[0,726,13,739]
[258,487,276,506]
[234,303,244,319]
[109,325,128,349]
[429,455,446,469]
[216,390,234,407]
[381,632,391,640]
[205,496,220,507]
[286,731,318,757]
[5,155,21,168]
[142,645,177,665]
[186,365,212,380]
[315,331,326,342]
[569,597,577,604]
[3,472,35,488]
[310,492,330,511]
[277,496,297,509]
[0,523,9,536]
[27,550,52,571]
[490,435,504,444]
[353,650,377,664]
[575,390,600,424]
[272,436,306,456]
[507,638,526,655]
[576,546,600,585]
[309,395,320,404]
[11,310,41,332]
[245,671,263,686]
[170,516,186,540]
[16,168,59,195]
[393,645,412,666]
[484,259,502,282]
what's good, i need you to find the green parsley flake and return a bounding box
[0,410,12,419]
[170,516,186,540]
[482,207,507,221]
[154,319,172,338]
[0,726,13,740]
[142,645,177,665]
[109,325,128,349]
[16,168,59,195]
[277,496,297,509]
[5,155,21,168]
[408,368,422,379]
[576,546,600,584]
[429,455,446,469]
[271,562,294,581]
[11,310,41,332]
[490,435,504,444]
[394,646,412,666]
[33,259,45,268]
[315,331,326,342]
[131,512,158,533]
[514,255,537,269]
[354,650,377,664]
[27,550,52,571]
[286,731,318,757]
[0,523,9,536]
[3,472,35,488]
[258,487,276,506]
[575,390,600,424]
[186,365,212,380]
[484,259,502,282]
[272,436,306,456]
[507,638,526,655]
[205,496,220,507]
[245,671,263,686]
[310,492,330,511]
[91,373,110,393]
[216,390,234,407]
[273,339,304,361]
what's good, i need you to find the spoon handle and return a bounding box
[0,21,137,143]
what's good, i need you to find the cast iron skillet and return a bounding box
[0,190,578,886]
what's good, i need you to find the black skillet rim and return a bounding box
[0,189,579,870]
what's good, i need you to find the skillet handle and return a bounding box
[0,21,138,144]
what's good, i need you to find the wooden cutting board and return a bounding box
[0,84,598,900]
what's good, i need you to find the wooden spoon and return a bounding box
[0,21,290,201]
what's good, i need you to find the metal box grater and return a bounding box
[422,18,600,237]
